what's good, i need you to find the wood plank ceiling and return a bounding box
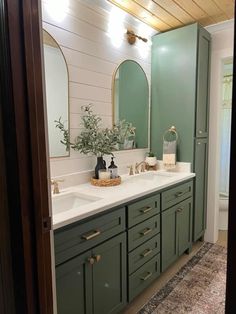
[108,0,234,31]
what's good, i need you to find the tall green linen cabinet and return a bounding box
[151,23,210,241]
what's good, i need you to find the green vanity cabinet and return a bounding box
[55,207,127,314]
[161,206,178,272]
[56,233,127,314]
[193,138,208,241]
[55,178,195,312]
[162,184,193,272]
[92,233,127,314]
[151,23,210,242]
[56,251,93,314]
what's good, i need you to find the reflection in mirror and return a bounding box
[113,60,149,150]
[43,30,69,158]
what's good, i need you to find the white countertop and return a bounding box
[52,170,195,230]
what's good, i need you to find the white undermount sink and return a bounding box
[52,192,101,215]
[126,171,180,183]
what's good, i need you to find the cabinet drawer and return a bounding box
[128,215,160,252]
[128,194,160,228]
[54,207,126,265]
[128,254,160,302]
[128,234,160,275]
[162,180,193,211]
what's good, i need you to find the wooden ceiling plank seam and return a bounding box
[211,0,235,19]
[152,0,195,24]
[192,0,229,22]
[170,0,215,25]
[135,0,184,27]
[133,0,180,28]
[107,0,167,31]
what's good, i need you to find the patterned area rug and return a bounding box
[138,243,227,314]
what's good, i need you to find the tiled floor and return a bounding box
[122,231,228,314]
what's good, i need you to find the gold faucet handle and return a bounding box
[51,179,64,194]
[141,163,146,172]
[51,179,64,185]
[127,165,134,175]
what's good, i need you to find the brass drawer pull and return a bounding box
[175,191,184,197]
[140,272,152,281]
[176,208,183,213]
[140,228,152,236]
[140,206,152,214]
[141,248,153,257]
[94,254,101,263]
[82,230,101,241]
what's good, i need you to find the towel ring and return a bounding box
[163,126,178,142]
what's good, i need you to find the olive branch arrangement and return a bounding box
[55,104,136,157]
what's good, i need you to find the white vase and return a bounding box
[145,156,157,166]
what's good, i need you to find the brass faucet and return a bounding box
[127,165,134,175]
[135,161,146,174]
[51,179,64,194]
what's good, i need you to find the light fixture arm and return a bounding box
[126,30,148,45]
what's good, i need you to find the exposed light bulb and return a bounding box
[107,7,126,48]
[47,0,68,22]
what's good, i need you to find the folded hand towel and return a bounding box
[163,140,176,169]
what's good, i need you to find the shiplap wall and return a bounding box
[42,0,155,187]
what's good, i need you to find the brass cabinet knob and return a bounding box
[88,257,95,265]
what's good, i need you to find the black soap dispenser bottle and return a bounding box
[108,157,118,179]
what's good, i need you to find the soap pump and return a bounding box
[108,157,118,179]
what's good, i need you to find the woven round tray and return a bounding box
[91,176,121,187]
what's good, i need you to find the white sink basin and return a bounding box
[125,171,180,183]
[139,171,179,180]
[52,192,101,215]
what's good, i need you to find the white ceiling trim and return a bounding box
[205,19,234,34]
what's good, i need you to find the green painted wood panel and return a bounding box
[128,254,160,302]
[92,233,127,314]
[151,23,198,163]
[128,234,160,275]
[177,199,193,256]
[118,61,149,148]
[196,27,211,138]
[193,138,208,241]
[127,194,160,228]
[162,180,193,211]
[54,207,125,265]
[128,215,160,252]
[161,206,178,272]
[56,251,93,314]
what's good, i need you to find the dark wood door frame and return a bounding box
[225,16,236,314]
[0,0,53,313]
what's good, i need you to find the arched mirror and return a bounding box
[113,60,149,150]
[43,30,69,158]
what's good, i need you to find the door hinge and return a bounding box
[42,216,52,233]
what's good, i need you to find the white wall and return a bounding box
[42,0,156,187]
[205,20,234,243]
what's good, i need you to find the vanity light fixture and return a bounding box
[126,30,148,45]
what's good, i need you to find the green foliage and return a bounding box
[55,117,70,151]
[55,104,136,157]
[147,151,155,157]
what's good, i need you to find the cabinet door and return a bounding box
[196,27,210,138]
[193,138,208,241]
[92,233,127,314]
[56,251,92,314]
[177,199,193,255]
[151,23,198,163]
[161,207,178,272]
